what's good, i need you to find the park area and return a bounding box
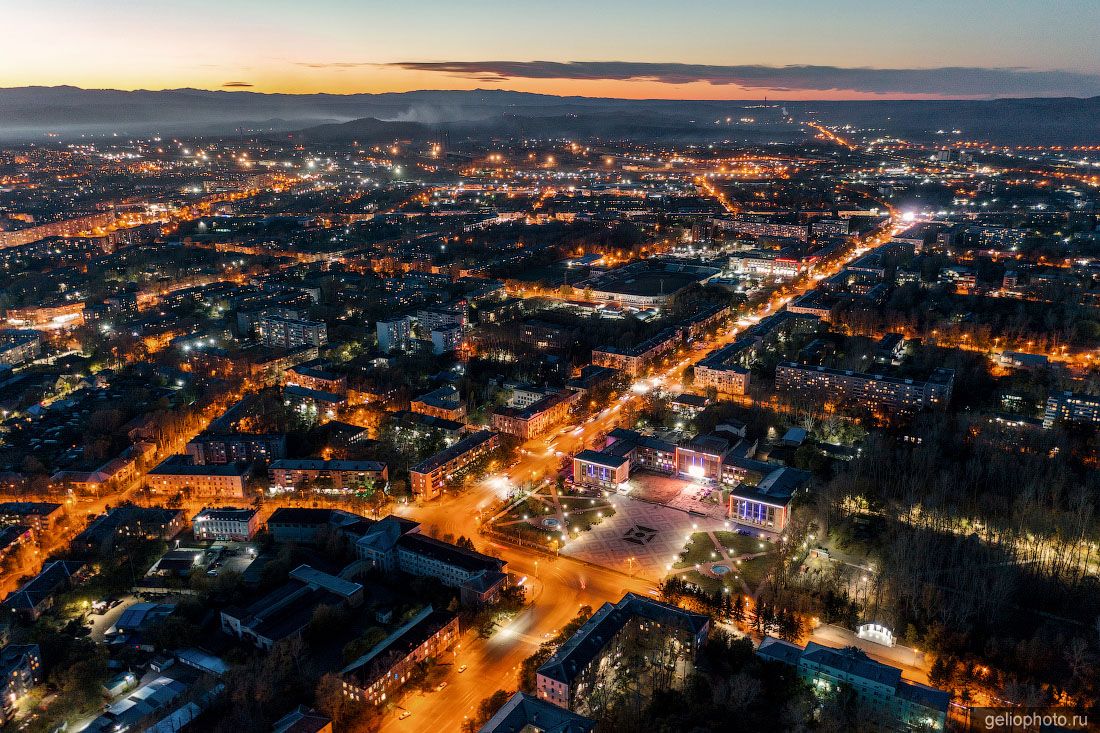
[671,531,781,595]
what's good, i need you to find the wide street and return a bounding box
[377,540,655,732]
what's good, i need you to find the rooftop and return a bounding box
[410,429,498,474]
[478,691,596,733]
[573,449,630,470]
[193,507,257,522]
[269,458,387,473]
[537,593,708,686]
[397,532,506,575]
[342,606,457,688]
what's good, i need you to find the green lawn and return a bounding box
[559,495,612,512]
[735,553,777,589]
[492,520,557,545]
[713,530,773,557]
[671,531,779,593]
[502,497,556,522]
[673,533,726,569]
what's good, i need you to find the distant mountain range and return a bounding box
[1,86,1097,146]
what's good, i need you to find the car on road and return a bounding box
[457,664,467,673]
[435,682,448,691]
[398,710,411,720]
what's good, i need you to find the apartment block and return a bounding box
[409,430,500,501]
[490,390,578,440]
[775,362,954,415]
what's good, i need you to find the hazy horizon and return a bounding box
[5,0,1100,100]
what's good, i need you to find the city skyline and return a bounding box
[5,0,1100,99]
[0,5,1098,732]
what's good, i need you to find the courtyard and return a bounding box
[621,470,726,519]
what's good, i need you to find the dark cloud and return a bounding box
[222,81,254,88]
[384,60,1100,97]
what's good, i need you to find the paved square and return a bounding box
[625,472,726,519]
[561,496,729,582]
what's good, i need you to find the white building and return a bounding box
[192,507,260,541]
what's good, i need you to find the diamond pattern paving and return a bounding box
[561,497,729,582]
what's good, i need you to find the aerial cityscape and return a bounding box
[0,2,1098,732]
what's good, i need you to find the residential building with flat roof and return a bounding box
[258,314,327,350]
[757,637,949,732]
[268,459,388,494]
[491,391,577,440]
[184,432,286,465]
[1043,390,1100,428]
[409,430,500,500]
[376,317,412,353]
[147,457,251,499]
[776,362,954,415]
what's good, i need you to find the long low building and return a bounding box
[536,593,709,712]
[221,564,363,649]
[356,516,509,606]
[0,330,42,367]
[268,459,388,494]
[409,429,500,501]
[341,606,460,706]
[0,501,64,534]
[147,458,251,499]
[2,560,84,621]
[266,507,367,545]
[775,362,954,415]
[490,390,578,440]
[757,637,949,732]
[478,692,595,733]
[591,328,682,377]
